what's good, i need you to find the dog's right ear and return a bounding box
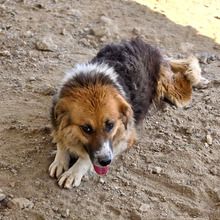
[54,99,70,130]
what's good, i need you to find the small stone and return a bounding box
[90,41,98,48]
[10,182,15,188]
[60,28,67,35]
[0,193,6,201]
[25,30,34,37]
[132,28,141,35]
[79,38,90,47]
[210,167,218,175]
[100,16,112,26]
[91,27,110,37]
[10,169,17,175]
[0,50,11,57]
[7,198,34,209]
[200,55,207,64]
[59,208,70,218]
[41,84,56,96]
[149,196,159,202]
[99,178,105,184]
[139,203,150,212]
[152,166,162,174]
[29,76,36,81]
[36,36,58,52]
[100,36,107,42]
[206,135,212,145]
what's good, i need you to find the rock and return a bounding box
[200,55,207,64]
[79,38,90,47]
[91,27,110,38]
[100,16,112,26]
[59,208,70,218]
[29,76,36,82]
[139,203,150,212]
[206,135,212,145]
[41,84,56,96]
[10,182,15,188]
[99,178,105,184]
[25,30,34,37]
[0,193,6,201]
[36,36,58,52]
[0,50,11,57]
[7,198,34,209]
[132,28,141,35]
[100,36,107,42]
[152,166,162,174]
[60,28,67,35]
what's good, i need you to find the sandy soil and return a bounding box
[0,0,220,219]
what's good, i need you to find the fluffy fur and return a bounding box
[49,38,206,188]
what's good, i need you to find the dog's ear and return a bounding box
[54,99,70,130]
[116,95,133,129]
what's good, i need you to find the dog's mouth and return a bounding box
[93,164,109,175]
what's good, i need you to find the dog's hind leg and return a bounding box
[156,56,205,107]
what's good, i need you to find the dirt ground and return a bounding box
[0,0,220,219]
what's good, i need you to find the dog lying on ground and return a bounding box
[49,38,208,189]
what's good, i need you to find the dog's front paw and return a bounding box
[49,160,69,178]
[58,170,82,189]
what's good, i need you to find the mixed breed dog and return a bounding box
[49,38,208,189]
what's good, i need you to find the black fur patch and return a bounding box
[60,73,117,98]
[91,38,162,124]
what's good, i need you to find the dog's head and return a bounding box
[54,84,133,174]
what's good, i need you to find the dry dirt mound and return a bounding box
[0,0,220,219]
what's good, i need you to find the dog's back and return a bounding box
[91,38,162,124]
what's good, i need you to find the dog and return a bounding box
[49,38,208,189]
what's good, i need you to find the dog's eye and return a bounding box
[105,120,115,132]
[81,124,93,135]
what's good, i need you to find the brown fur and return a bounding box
[52,83,133,159]
[156,56,201,107]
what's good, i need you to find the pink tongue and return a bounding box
[93,164,109,175]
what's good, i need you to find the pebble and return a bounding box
[29,76,36,81]
[0,193,6,201]
[10,182,16,188]
[100,16,112,26]
[91,27,110,38]
[152,166,162,174]
[7,197,34,209]
[206,135,212,145]
[79,38,90,47]
[99,178,105,184]
[0,50,11,57]
[36,36,58,52]
[41,84,56,96]
[59,208,70,218]
[139,203,150,212]
[132,27,141,35]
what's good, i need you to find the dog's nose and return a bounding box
[98,158,112,167]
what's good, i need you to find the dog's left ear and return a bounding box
[116,95,133,129]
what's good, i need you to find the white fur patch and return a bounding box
[94,141,113,165]
[62,62,126,98]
